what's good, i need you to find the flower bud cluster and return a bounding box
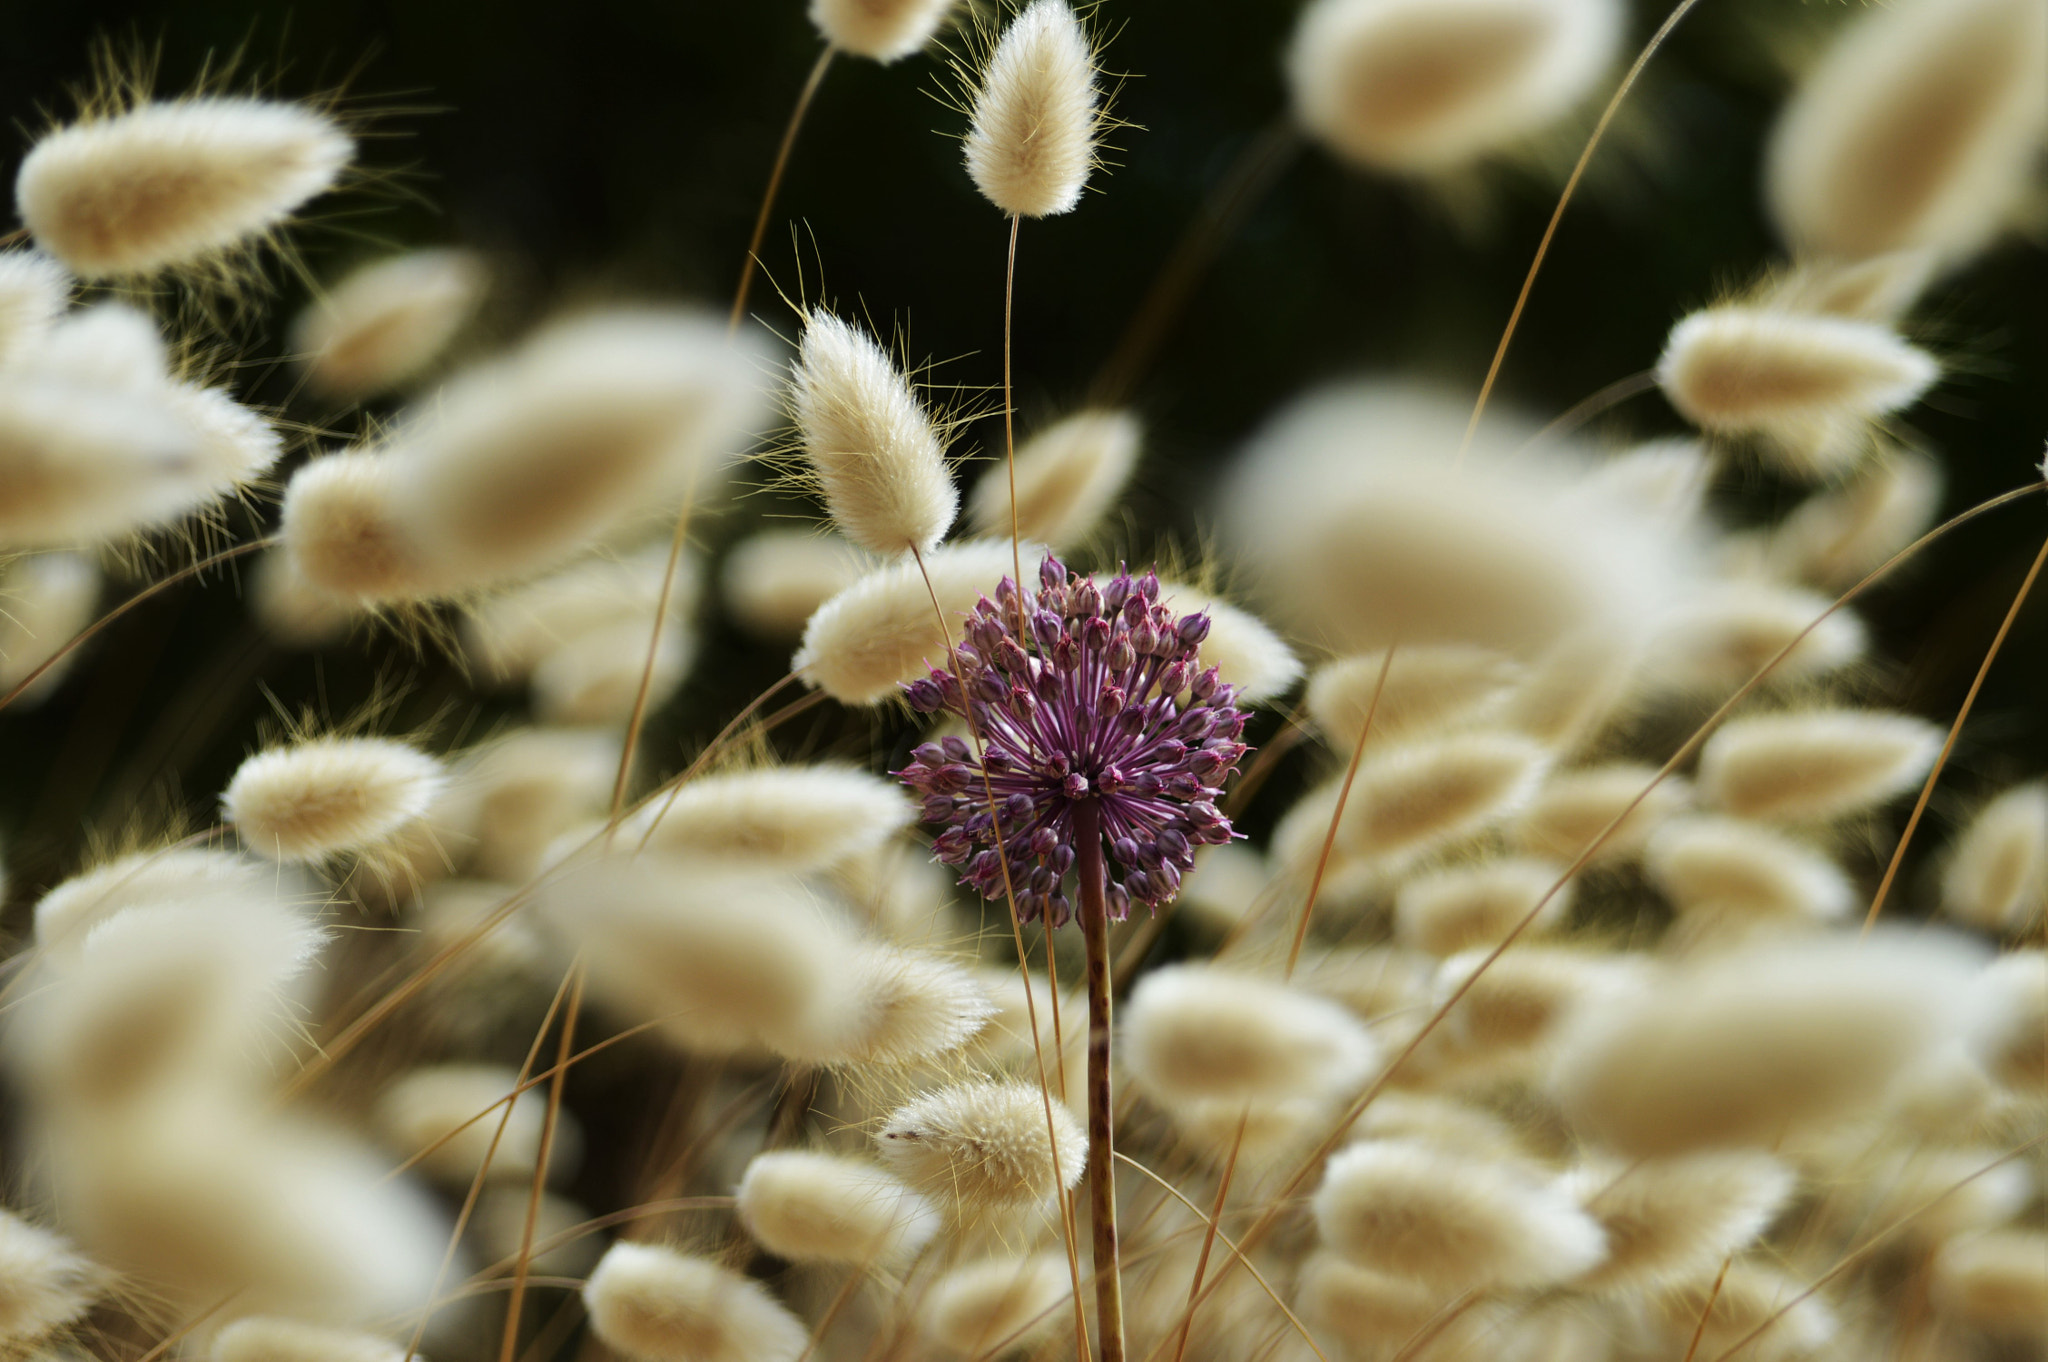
[897,555,1248,924]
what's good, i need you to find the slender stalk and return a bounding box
[1003,215,1024,621]
[1074,798,1124,1362]
[731,44,836,332]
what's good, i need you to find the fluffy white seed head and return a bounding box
[736,1151,940,1265]
[1172,843,1270,932]
[1971,950,2046,1093]
[1644,581,1867,696]
[1426,946,1633,1081]
[922,1253,1072,1354]
[720,530,864,640]
[876,1079,1085,1211]
[1306,646,1522,751]
[1513,763,1690,866]
[1943,783,2048,933]
[1394,857,1572,956]
[962,1,1100,218]
[1122,964,1378,1106]
[1565,1153,1795,1292]
[222,737,445,862]
[0,252,70,364]
[618,765,913,875]
[1766,0,2048,262]
[783,944,993,1066]
[1655,306,1938,445]
[373,1064,575,1187]
[1551,933,1982,1155]
[791,312,956,556]
[1327,730,1551,870]
[1313,1140,1608,1292]
[293,248,485,398]
[279,453,435,604]
[1695,708,1943,824]
[582,1242,807,1362]
[213,1317,407,1362]
[794,538,1043,704]
[1295,1253,1452,1346]
[1645,817,1855,925]
[1224,384,1691,661]
[0,551,98,703]
[0,1209,104,1345]
[970,409,1139,549]
[445,728,622,884]
[1655,1261,1839,1360]
[386,311,767,595]
[534,856,856,1058]
[812,0,958,62]
[1765,447,1943,592]
[32,846,270,960]
[1850,1146,2035,1248]
[1929,1230,2048,1332]
[1152,580,1302,703]
[17,97,352,277]
[1287,0,1623,172]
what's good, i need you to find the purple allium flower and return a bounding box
[897,554,1250,927]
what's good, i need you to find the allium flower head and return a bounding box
[897,554,1249,925]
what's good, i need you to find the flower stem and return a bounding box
[1074,798,1125,1362]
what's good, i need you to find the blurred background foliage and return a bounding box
[1,0,2043,915]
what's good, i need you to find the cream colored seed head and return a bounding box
[1695,708,1942,824]
[0,252,70,365]
[1394,856,1572,956]
[1644,581,1866,695]
[876,1079,1085,1210]
[922,1253,1072,1355]
[294,248,485,398]
[464,546,698,682]
[812,0,958,62]
[1655,306,1938,442]
[1645,816,1854,924]
[1430,946,1632,1077]
[784,944,993,1066]
[1766,0,2048,263]
[223,736,444,862]
[32,846,268,961]
[1656,1261,1839,1359]
[1153,580,1303,703]
[213,1317,407,1362]
[794,538,1044,704]
[17,98,353,278]
[1313,1139,1608,1292]
[582,1242,807,1362]
[1295,1253,1455,1347]
[1287,0,1623,172]
[0,551,98,703]
[1943,782,2048,933]
[791,311,956,557]
[1513,763,1691,866]
[720,529,864,641]
[1971,950,2046,1093]
[970,409,1139,549]
[1766,446,1943,592]
[1551,933,1981,1156]
[279,452,437,604]
[618,765,913,875]
[963,0,1100,218]
[1564,1152,1795,1292]
[735,1150,939,1265]
[452,727,621,884]
[0,1208,103,1346]
[1583,436,1714,522]
[1306,646,1523,750]
[1122,963,1378,1106]
[1929,1230,2048,1332]
[164,381,283,492]
[1852,1147,2034,1248]
[1332,730,1551,867]
[373,1063,575,1187]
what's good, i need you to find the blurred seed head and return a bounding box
[720,529,864,641]
[293,248,486,399]
[735,1150,939,1265]
[1695,708,1942,824]
[922,1252,1072,1354]
[582,1241,808,1362]
[970,409,1139,549]
[1122,963,1378,1106]
[811,0,959,62]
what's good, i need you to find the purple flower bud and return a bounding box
[905,678,944,712]
[1178,708,1216,741]
[1002,793,1034,823]
[982,749,1013,773]
[1107,883,1131,920]
[1157,828,1189,860]
[1029,826,1059,857]
[1047,893,1072,928]
[1138,573,1160,602]
[1062,772,1090,800]
[1191,666,1221,701]
[1033,611,1062,649]
[912,742,947,766]
[1176,613,1212,647]
[942,735,972,762]
[1107,636,1137,672]
[1040,556,1067,590]
[1050,845,1075,876]
[1113,836,1140,865]
[922,794,956,822]
[1132,621,1160,655]
[1159,659,1191,694]
[1126,869,1152,901]
[1099,684,1126,719]
[975,671,1007,702]
[932,763,972,794]
[1152,861,1182,896]
[1072,579,1102,617]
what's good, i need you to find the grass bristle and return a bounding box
[582,1241,809,1362]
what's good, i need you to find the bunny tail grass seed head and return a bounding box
[0,1209,103,1345]
[812,0,959,62]
[1971,949,2046,1093]
[1122,963,1377,1105]
[1656,1261,1839,1360]
[962,0,1101,219]
[923,1253,1073,1354]
[293,248,487,399]
[279,452,436,604]
[1654,306,1939,449]
[720,529,864,640]
[1942,782,2048,933]
[1645,581,1867,696]
[0,251,70,364]
[970,408,1139,549]
[0,551,98,702]
[791,311,956,557]
[1296,1253,1456,1348]
[617,764,912,875]
[222,736,445,862]
[736,1150,940,1265]
[876,1078,1085,1210]
[31,846,268,958]
[1306,646,1524,749]
[1394,856,1573,955]
[1765,0,2048,263]
[1513,763,1690,867]
[1695,708,1943,823]
[793,537,1042,704]
[1319,730,1551,870]
[1929,1230,2048,1332]
[463,545,700,682]
[1312,1139,1608,1292]
[1286,0,1624,173]
[1551,932,1982,1156]
[1564,1152,1796,1292]
[17,97,353,278]
[372,1063,570,1186]
[785,944,993,1065]
[1644,816,1855,925]
[582,1242,808,1362]
[212,1317,408,1362]
[1765,446,1943,592]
